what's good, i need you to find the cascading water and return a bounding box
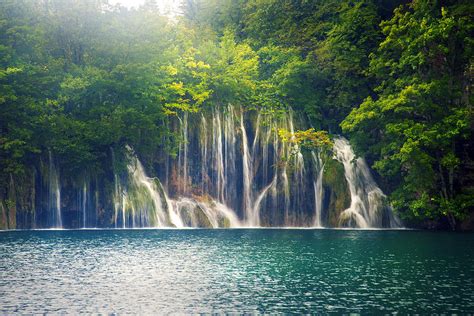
[333,137,401,228]
[240,111,254,225]
[21,106,400,229]
[223,105,237,205]
[111,146,169,228]
[48,151,62,228]
[77,176,98,229]
[177,113,189,194]
[200,114,208,195]
[82,181,87,228]
[106,106,399,229]
[212,109,225,202]
[312,151,324,227]
[110,145,241,228]
[111,147,123,228]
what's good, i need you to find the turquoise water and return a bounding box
[1,229,473,314]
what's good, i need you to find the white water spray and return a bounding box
[333,137,400,228]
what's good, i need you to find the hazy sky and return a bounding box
[109,0,144,8]
[109,0,182,15]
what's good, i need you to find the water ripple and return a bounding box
[1,229,473,313]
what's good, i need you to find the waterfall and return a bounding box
[287,112,305,225]
[251,182,272,226]
[312,151,324,227]
[178,113,189,194]
[239,109,278,227]
[281,165,290,225]
[111,147,122,228]
[48,150,62,228]
[113,173,122,228]
[29,106,400,230]
[240,111,253,224]
[94,177,99,227]
[200,114,208,194]
[213,109,225,202]
[121,193,126,228]
[223,104,236,205]
[127,152,168,227]
[82,181,87,228]
[270,121,279,222]
[258,119,272,216]
[333,137,401,228]
[169,197,241,228]
[109,145,241,228]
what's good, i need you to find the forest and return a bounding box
[0,0,473,230]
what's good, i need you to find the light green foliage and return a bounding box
[198,29,259,104]
[278,128,333,152]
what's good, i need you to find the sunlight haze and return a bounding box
[109,0,182,15]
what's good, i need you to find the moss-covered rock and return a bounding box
[178,202,213,228]
[220,217,231,228]
[194,205,213,228]
[322,157,350,227]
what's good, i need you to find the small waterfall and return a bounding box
[240,111,253,224]
[333,137,400,228]
[111,145,241,228]
[48,150,62,228]
[287,112,306,225]
[183,113,188,193]
[170,198,241,228]
[111,147,123,228]
[127,152,168,227]
[200,114,208,194]
[258,119,272,215]
[121,193,126,228]
[262,120,272,188]
[223,104,236,205]
[113,174,122,228]
[160,184,184,228]
[251,182,272,226]
[281,165,290,224]
[82,181,87,228]
[209,202,241,228]
[270,121,279,221]
[239,109,277,227]
[94,177,99,227]
[177,113,189,194]
[312,151,324,227]
[212,109,225,202]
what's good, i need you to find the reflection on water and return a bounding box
[1,229,473,313]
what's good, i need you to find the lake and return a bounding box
[1,229,473,313]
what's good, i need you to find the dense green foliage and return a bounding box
[1,0,472,229]
[341,1,473,227]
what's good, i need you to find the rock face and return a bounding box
[322,157,351,227]
[0,106,400,229]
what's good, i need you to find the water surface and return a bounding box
[1,229,473,313]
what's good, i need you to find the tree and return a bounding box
[342,1,473,228]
